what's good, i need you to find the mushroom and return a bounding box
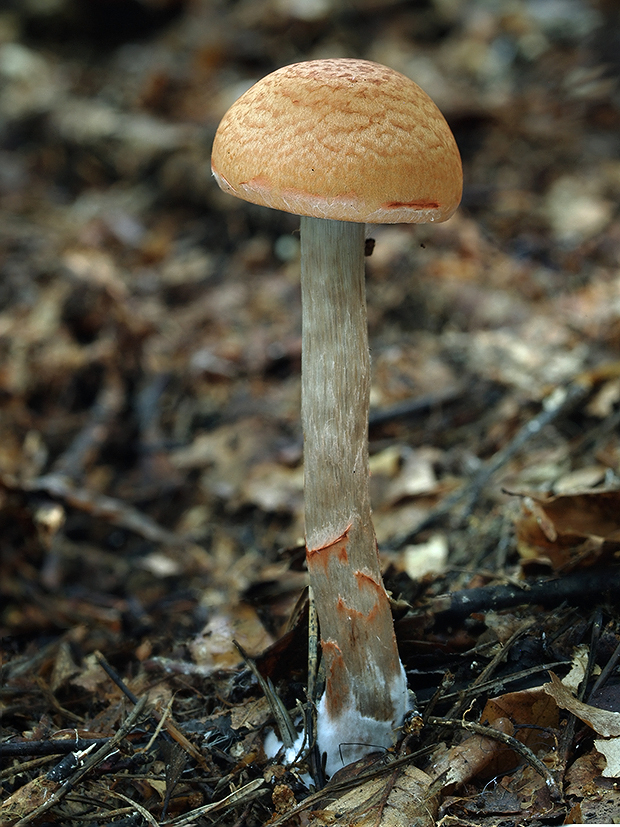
[211,58,462,776]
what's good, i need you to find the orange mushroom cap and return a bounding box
[211,58,462,225]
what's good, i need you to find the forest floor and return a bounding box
[2,1,620,825]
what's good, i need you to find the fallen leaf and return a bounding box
[50,640,81,692]
[230,697,271,731]
[429,717,515,790]
[402,535,448,580]
[514,488,620,571]
[483,686,559,751]
[71,652,115,693]
[189,604,274,672]
[322,763,437,827]
[383,448,439,504]
[594,738,620,778]
[543,672,620,736]
[0,775,60,826]
[565,749,620,822]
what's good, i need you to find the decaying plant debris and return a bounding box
[2,1,620,825]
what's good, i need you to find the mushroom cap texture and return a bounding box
[211,58,462,225]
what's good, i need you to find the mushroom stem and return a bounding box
[300,215,407,775]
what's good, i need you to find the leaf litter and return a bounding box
[2,1,620,825]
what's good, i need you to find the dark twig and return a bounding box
[426,716,562,801]
[232,640,298,750]
[12,696,149,827]
[163,778,268,826]
[0,738,112,758]
[446,619,535,719]
[556,610,603,779]
[0,366,187,549]
[0,471,186,547]
[588,637,620,703]
[51,369,124,481]
[437,661,569,707]
[95,651,141,704]
[581,609,603,703]
[392,377,591,546]
[426,566,620,622]
[305,587,324,788]
[95,652,210,772]
[369,383,464,427]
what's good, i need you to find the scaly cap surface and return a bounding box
[211,58,462,224]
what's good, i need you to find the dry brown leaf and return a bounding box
[428,717,515,790]
[189,603,274,672]
[543,672,620,737]
[498,761,556,819]
[544,670,620,779]
[565,748,607,797]
[0,775,60,826]
[241,461,304,513]
[401,535,448,580]
[382,448,439,505]
[230,697,271,731]
[483,686,560,751]
[50,639,81,692]
[439,783,522,821]
[514,488,620,571]
[71,652,113,693]
[565,749,620,822]
[438,756,557,822]
[319,764,437,827]
[594,738,620,778]
[579,790,620,824]
[272,783,297,814]
[543,672,620,778]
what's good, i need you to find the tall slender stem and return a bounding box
[300,216,407,774]
[301,217,371,555]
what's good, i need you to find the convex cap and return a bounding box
[211,58,462,225]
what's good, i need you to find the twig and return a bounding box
[143,693,175,752]
[368,383,464,427]
[95,651,141,704]
[427,567,620,622]
[0,366,187,548]
[232,640,298,750]
[67,805,135,821]
[51,369,124,481]
[392,377,591,546]
[0,754,57,781]
[305,587,324,787]
[162,777,267,827]
[557,610,602,779]
[437,660,569,706]
[261,746,435,827]
[104,789,160,827]
[0,738,111,759]
[422,671,454,724]
[588,637,620,702]
[446,619,535,719]
[426,716,562,801]
[13,695,149,827]
[95,651,210,772]
[0,470,186,547]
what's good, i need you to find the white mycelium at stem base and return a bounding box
[301,216,408,775]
